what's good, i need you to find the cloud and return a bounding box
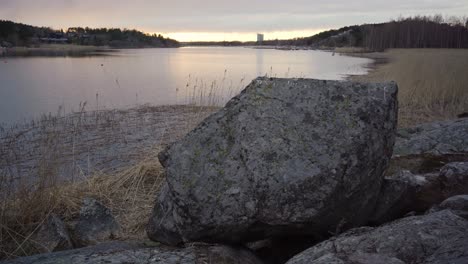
[1,0,467,34]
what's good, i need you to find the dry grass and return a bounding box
[0,105,217,260]
[350,49,468,127]
[179,70,247,107]
[0,156,165,259]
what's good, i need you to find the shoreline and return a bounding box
[1,44,114,57]
[0,44,180,57]
[339,49,390,82]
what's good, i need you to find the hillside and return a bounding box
[0,20,179,48]
[267,16,468,51]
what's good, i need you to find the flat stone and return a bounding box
[1,241,262,264]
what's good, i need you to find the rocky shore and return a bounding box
[2,78,467,264]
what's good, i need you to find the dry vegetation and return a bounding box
[350,49,468,127]
[0,67,248,260]
[0,105,217,260]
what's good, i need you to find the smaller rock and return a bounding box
[371,162,468,224]
[439,162,468,197]
[393,118,468,158]
[431,195,468,220]
[72,198,120,247]
[439,195,468,211]
[390,118,468,175]
[31,214,73,253]
[246,237,317,264]
[369,170,440,224]
[2,241,263,264]
[286,210,468,264]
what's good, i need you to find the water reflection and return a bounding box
[0,47,371,124]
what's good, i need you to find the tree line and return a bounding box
[66,27,179,48]
[362,15,468,50]
[266,15,468,51]
[0,20,179,48]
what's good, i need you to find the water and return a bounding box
[0,47,371,124]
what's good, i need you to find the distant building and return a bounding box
[257,33,264,44]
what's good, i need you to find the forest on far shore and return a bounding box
[186,15,468,51]
[0,20,179,48]
[271,15,468,50]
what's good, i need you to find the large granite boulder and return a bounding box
[286,210,468,264]
[148,77,398,245]
[371,162,468,224]
[2,241,262,264]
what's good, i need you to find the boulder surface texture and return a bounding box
[1,242,262,264]
[286,210,468,264]
[148,77,398,245]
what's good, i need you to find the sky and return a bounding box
[1,0,467,41]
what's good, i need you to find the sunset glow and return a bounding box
[3,0,467,43]
[164,29,325,42]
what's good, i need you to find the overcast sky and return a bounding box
[1,0,467,41]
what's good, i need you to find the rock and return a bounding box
[286,210,468,264]
[72,198,120,247]
[390,118,468,174]
[379,120,468,223]
[148,78,398,245]
[247,237,317,264]
[305,252,406,264]
[31,214,73,253]
[431,195,468,220]
[1,241,263,264]
[439,162,468,196]
[423,236,468,264]
[439,195,468,211]
[370,162,468,224]
[369,170,439,224]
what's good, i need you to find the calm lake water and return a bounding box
[0,47,371,124]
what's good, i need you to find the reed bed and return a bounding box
[0,104,217,259]
[178,70,247,107]
[350,49,468,127]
